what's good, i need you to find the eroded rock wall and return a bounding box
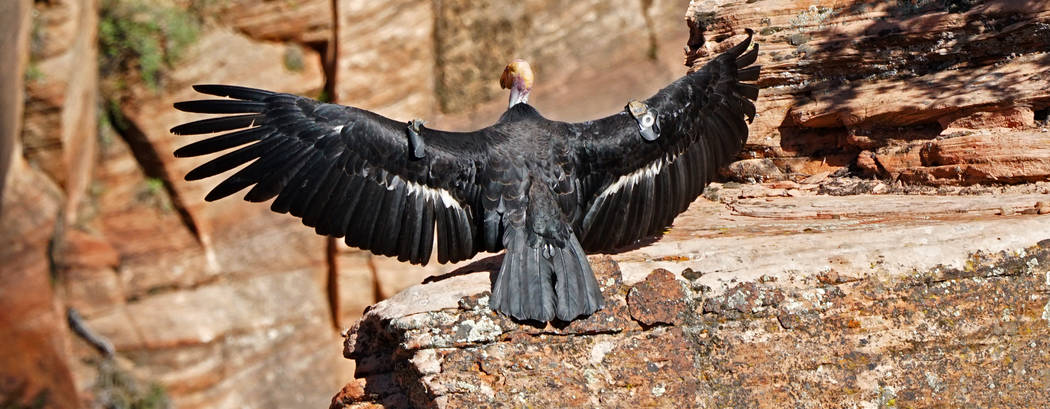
[693,0,1050,184]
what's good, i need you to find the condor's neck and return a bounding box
[498,103,542,123]
[508,78,531,108]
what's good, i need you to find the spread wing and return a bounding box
[171,86,497,265]
[568,30,760,252]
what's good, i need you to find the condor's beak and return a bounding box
[501,59,533,108]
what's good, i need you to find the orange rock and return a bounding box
[938,106,1036,131]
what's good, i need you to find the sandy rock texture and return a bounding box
[334,183,1050,408]
[696,0,1050,185]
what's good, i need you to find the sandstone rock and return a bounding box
[0,157,80,409]
[938,106,1036,132]
[20,0,99,224]
[627,269,687,326]
[685,0,1050,183]
[334,0,437,119]
[1,2,84,407]
[0,0,30,198]
[203,0,332,44]
[72,21,344,409]
[721,158,786,182]
[898,131,1050,185]
[336,192,1050,408]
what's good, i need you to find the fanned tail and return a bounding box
[490,227,603,322]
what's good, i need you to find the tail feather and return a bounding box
[490,227,603,322]
[554,235,603,321]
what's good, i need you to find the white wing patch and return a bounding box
[596,153,678,200]
[387,174,464,210]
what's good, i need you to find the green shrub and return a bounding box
[98,0,200,90]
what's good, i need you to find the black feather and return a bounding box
[299,164,345,225]
[735,83,760,101]
[203,139,298,201]
[397,192,424,262]
[374,179,408,256]
[434,201,451,264]
[174,100,266,114]
[185,137,282,181]
[346,179,382,248]
[174,127,271,157]
[417,201,435,265]
[737,66,761,82]
[243,144,313,202]
[275,156,330,215]
[170,114,263,135]
[735,44,759,68]
[192,84,275,101]
[330,177,367,238]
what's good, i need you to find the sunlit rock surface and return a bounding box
[334,183,1050,408]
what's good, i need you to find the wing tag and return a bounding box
[406,119,426,159]
[626,100,660,141]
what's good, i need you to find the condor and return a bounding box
[171,30,760,322]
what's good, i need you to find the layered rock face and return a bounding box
[698,0,1050,184]
[4,0,1050,408]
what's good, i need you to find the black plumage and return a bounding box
[171,31,761,322]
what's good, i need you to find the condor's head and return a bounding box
[500,59,534,108]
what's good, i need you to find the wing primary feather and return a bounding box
[735,83,760,101]
[665,158,682,218]
[726,29,755,58]
[736,66,761,82]
[185,136,281,181]
[727,94,757,123]
[270,151,324,213]
[244,145,313,202]
[192,84,275,101]
[174,100,266,114]
[170,114,263,135]
[174,127,270,157]
[203,139,296,201]
[735,43,760,68]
